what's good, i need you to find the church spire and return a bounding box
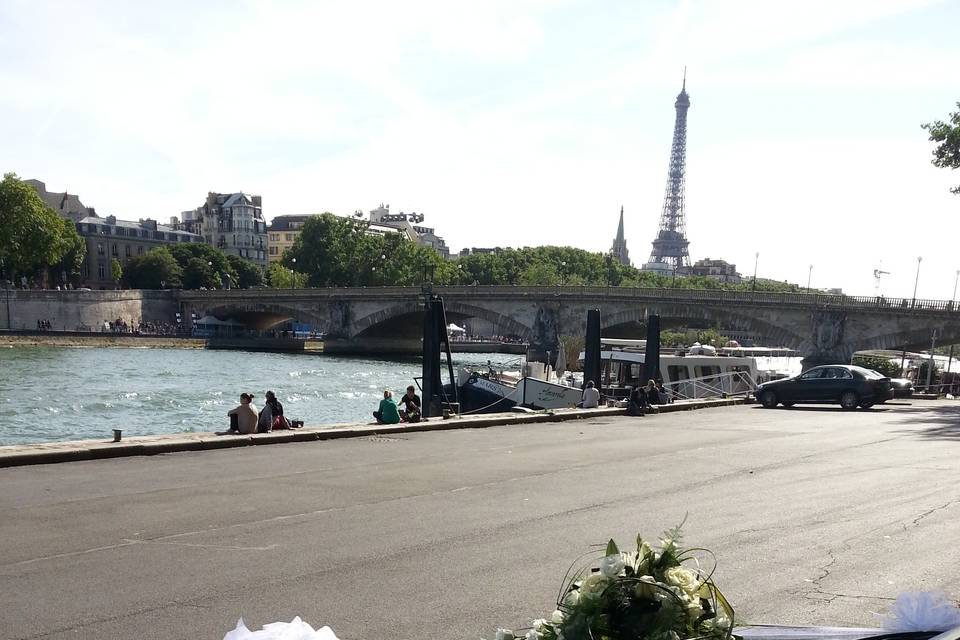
[610,205,630,266]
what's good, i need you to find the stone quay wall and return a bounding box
[0,290,178,331]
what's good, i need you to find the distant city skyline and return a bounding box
[1,0,958,298]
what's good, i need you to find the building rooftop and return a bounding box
[268,214,319,231]
[25,179,95,218]
[76,215,201,238]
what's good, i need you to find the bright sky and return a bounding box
[1,0,958,298]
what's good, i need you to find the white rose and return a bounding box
[686,598,704,619]
[551,610,565,625]
[600,553,625,577]
[495,629,515,640]
[532,619,547,631]
[525,630,540,640]
[664,566,700,595]
[579,573,610,601]
[563,589,580,607]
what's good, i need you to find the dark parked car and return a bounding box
[756,365,893,410]
[874,372,913,398]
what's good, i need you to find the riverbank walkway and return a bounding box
[0,398,742,468]
[2,401,959,638]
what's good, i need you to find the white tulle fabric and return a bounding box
[222,617,340,640]
[883,591,960,632]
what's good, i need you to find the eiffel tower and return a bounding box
[644,72,691,273]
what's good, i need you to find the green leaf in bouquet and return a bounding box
[605,538,619,556]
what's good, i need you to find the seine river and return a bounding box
[0,346,519,446]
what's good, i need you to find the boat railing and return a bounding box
[663,370,758,401]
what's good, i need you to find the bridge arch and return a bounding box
[202,303,326,331]
[351,301,534,340]
[846,323,960,354]
[599,303,807,349]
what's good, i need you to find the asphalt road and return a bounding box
[2,401,960,640]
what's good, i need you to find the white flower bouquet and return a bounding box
[490,522,734,640]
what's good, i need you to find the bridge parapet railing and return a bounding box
[175,286,960,314]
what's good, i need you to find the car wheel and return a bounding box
[760,390,778,408]
[859,401,874,409]
[782,402,795,408]
[840,391,859,410]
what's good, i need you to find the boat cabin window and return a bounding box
[694,365,721,379]
[668,365,690,382]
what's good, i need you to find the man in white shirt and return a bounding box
[581,380,601,409]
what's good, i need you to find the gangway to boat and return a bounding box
[663,369,757,401]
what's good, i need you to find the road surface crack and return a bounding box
[911,499,959,527]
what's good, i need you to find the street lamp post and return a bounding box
[952,269,959,307]
[751,252,759,292]
[1,258,10,331]
[807,264,813,292]
[560,261,566,287]
[912,256,922,308]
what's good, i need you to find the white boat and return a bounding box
[577,339,761,400]
[451,364,584,414]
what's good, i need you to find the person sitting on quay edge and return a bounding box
[373,390,401,425]
[258,390,292,432]
[399,385,422,423]
[580,380,601,409]
[627,384,650,416]
[656,380,673,404]
[645,379,661,405]
[225,393,259,434]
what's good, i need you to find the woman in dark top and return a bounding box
[628,385,650,416]
[645,379,660,405]
[259,390,290,431]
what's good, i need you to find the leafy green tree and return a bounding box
[518,262,561,285]
[851,354,900,377]
[267,262,308,288]
[181,257,218,290]
[110,258,123,286]
[922,102,960,194]
[226,254,265,289]
[123,247,182,289]
[0,173,86,281]
[168,244,234,284]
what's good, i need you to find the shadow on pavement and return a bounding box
[750,405,890,413]
[895,404,960,440]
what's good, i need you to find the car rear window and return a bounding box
[853,366,883,378]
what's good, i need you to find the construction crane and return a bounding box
[873,263,890,295]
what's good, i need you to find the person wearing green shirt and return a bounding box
[373,390,401,424]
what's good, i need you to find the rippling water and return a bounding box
[0,346,520,445]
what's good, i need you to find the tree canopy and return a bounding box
[123,247,183,289]
[0,173,86,282]
[124,243,266,290]
[283,213,453,287]
[922,102,960,194]
[284,216,805,292]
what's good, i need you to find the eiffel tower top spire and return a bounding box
[644,73,691,273]
[610,205,630,266]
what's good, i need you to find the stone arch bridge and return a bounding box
[177,286,960,363]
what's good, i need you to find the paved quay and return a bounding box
[1,401,959,639]
[0,399,738,468]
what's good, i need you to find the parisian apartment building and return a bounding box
[25,179,204,288]
[180,192,268,266]
[76,215,204,288]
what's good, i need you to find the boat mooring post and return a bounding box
[421,294,459,418]
[644,314,661,384]
[583,309,602,389]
